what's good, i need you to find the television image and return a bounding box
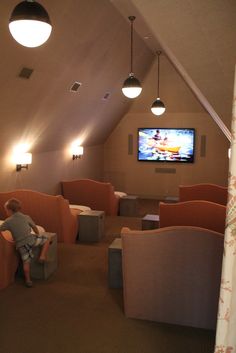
[138,128,195,163]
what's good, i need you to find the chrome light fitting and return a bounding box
[151,51,166,116]
[9,0,52,48]
[122,16,142,99]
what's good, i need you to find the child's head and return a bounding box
[4,198,21,215]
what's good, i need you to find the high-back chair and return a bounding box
[159,200,226,234]
[179,183,228,205]
[61,179,119,216]
[121,225,224,329]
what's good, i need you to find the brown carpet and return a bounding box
[0,201,215,353]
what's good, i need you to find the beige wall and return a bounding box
[0,145,103,195]
[104,58,230,199]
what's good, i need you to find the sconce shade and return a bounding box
[9,1,52,48]
[122,16,142,99]
[72,146,84,160]
[122,73,142,99]
[151,98,166,116]
[15,152,32,171]
[14,152,32,165]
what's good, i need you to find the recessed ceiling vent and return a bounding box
[102,92,110,101]
[18,67,34,79]
[70,81,82,92]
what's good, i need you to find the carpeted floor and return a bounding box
[0,200,216,353]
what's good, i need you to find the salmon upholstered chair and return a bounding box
[179,183,228,205]
[121,225,224,329]
[61,179,119,216]
[0,189,78,243]
[159,200,226,234]
[0,231,18,290]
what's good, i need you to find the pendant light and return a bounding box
[9,0,52,48]
[122,16,142,99]
[151,51,166,116]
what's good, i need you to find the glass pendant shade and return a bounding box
[151,98,166,116]
[9,1,52,48]
[122,73,142,99]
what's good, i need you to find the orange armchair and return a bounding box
[159,200,226,234]
[0,190,78,243]
[0,231,18,290]
[121,226,224,329]
[179,183,228,205]
[61,179,119,216]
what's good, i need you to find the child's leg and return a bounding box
[39,235,52,262]
[18,245,33,287]
[23,261,32,286]
[23,261,30,282]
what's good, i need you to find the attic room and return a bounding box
[0,1,236,353]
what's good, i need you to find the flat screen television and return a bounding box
[138,128,195,163]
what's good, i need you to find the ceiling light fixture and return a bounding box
[122,16,142,99]
[9,0,52,48]
[151,51,166,116]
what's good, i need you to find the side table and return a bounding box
[78,210,105,242]
[142,214,160,230]
[119,195,139,217]
[31,232,57,280]
[108,238,123,288]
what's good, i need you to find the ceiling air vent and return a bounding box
[70,81,82,92]
[18,67,34,79]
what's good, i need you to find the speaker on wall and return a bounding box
[128,134,133,155]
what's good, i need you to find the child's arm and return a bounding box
[27,215,39,235]
[31,224,39,235]
[0,220,9,231]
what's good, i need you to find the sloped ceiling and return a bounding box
[0,0,153,153]
[112,0,236,137]
[1,0,235,156]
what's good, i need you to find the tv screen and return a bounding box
[138,128,195,163]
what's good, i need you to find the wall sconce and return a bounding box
[15,152,32,171]
[72,146,84,160]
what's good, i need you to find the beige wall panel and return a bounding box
[0,145,103,195]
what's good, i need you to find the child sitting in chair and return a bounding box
[0,198,51,288]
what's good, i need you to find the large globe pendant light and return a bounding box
[151,51,166,116]
[122,16,142,99]
[9,0,52,48]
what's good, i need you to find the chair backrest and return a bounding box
[121,225,224,329]
[159,200,226,234]
[0,233,18,290]
[179,183,228,205]
[61,179,119,215]
[0,189,78,243]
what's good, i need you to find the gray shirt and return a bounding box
[0,211,36,248]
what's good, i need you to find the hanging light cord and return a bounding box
[157,51,162,98]
[128,16,135,74]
